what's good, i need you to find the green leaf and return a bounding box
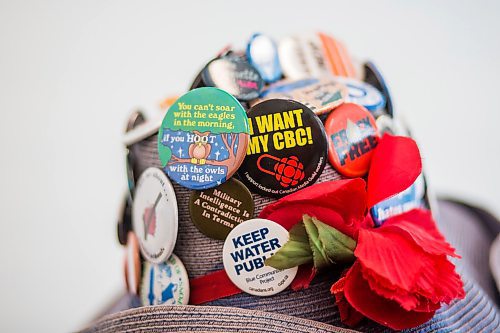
[265,222,313,270]
[303,215,331,269]
[312,216,356,264]
[265,215,356,271]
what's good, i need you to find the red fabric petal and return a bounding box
[354,211,464,308]
[360,263,442,312]
[367,134,422,207]
[344,262,437,330]
[260,179,367,238]
[330,274,365,327]
[383,209,458,258]
[291,264,317,291]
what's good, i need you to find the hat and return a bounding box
[90,32,499,332]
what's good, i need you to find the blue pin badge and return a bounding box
[246,33,282,83]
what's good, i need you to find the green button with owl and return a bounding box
[157,87,250,190]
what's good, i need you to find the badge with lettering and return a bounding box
[124,232,141,295]
[317,32,358,78]
[140,254,189,306]
[256,78,347,115]
[363,61,393,116]
[370,175,426,226]
[278,33,357,80]
[222,218,298,296]
[189,178,255,240]
[246,33,282,83]
[333,77,386,112]
[132,167,178,264]
[239,99,328,197]
[157,87,250,190]
[201,55,264,101]
[278,35,326,80]
[325,103,380,177]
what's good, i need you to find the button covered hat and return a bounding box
[92,31,491,333]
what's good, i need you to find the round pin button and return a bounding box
[140,254,189,306]
[258,78,347,115]
[325,103,380,177]
[278,36,311,80]
[246,33,282,83]
[222,218,298,296]
[333,77,386,112]
[363,61,393,116]
[157,87,250,190]
[124,232,141,295]
[370,174,426,226]
[189,178,255,240]
[201,55,264,101]
[117,194,132,246]
[239,99,328,197]
[132,167,178,264]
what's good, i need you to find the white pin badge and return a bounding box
[222,218,298,296]
[140,254,189,306]
[334,77,386,112]
[132,167,178,264]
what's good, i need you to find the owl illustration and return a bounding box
[189,131,211,165]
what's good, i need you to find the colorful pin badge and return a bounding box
[370,175,426,226]
[124,232,141,295]
[278,36,312,80]
[246,33,282,83]
[239,99,328,197]
[157,87,250,190]
[363,61,393,116]
[117,194,133,246]
[257,78,347,115]
[325,103,380,177]
[132,167,178,264]
[333,77,386,112]
[140,254,189,306]
[189,178,255,240]
[317,32,357,78]
[278,33,358,80]
[125,110,146,197]
[201,55,264,101]
[222,218,298,296]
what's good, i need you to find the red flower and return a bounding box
[337,210,465,329]
[261,134,465,330]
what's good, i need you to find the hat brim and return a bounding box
[81,302,359,333]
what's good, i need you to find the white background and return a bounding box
[0,1,499,332]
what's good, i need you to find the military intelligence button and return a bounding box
[201,55,264,101]
[157,87,250,190]
[132,167,178,264]
[363,61,393,116]
[239,99,328,197]
[246,33,282,83]
[189,178,255,240]
[140,254,189,306]
[325,103,380,177]
[333,77,386,112]
[222,218,298,296]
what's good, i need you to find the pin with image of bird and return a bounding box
[189,131,212,165]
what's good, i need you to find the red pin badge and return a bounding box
[325,103,380,177]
